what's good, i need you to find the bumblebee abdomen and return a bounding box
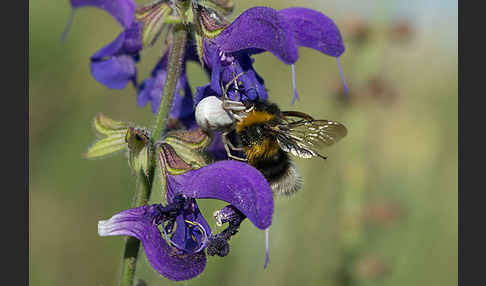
[252,149,290,180]
[251,149,303,196]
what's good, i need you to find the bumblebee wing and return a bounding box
[274,120,347,159]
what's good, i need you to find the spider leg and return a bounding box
[221,132,247,161]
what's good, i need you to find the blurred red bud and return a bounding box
[389,19,414,43]
[355,255,388,279]
[362,201,403,226]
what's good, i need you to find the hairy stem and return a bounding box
[151,25,188,142]
[118,24,187,286]
[120,170,153,286]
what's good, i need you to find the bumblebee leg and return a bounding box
[221,132,247,161]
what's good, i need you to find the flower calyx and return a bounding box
[135,0,173,47]
[155,128,213,177]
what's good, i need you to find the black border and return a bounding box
[459,0,480,285]
[4,0,29,283]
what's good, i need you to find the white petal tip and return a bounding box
[97,220,110,236]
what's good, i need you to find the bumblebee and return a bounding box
[195,77,347,195]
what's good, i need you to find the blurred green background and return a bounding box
[29,0,457,285]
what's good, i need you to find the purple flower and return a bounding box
[195,44,268,104]
[90,22,143,89]
[98,160,274,281]
[70,0,143,89]
[68,0,204,125]
[137,43,201,128]
[70,0,136,28]
[196,6,346,105]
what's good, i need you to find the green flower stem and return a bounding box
[118,24,188,286]
[119,170,153,286]
[151,25,188,142]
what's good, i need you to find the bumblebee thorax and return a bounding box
[235,110,275,133]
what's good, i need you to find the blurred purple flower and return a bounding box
[70,0,143,89]
[196,6,345,105]
[137,43,201,128]
[68,0,204,126]
[71,0,137,28]
[98,160,274,281]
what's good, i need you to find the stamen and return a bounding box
[291,64,299,105]
[264,228,270,269]
[161,221,183,250]
[213,210,223,227]
[336,57,349,97]
[185,220,209,253]
[161,219,208,253]
[61,8,76,43]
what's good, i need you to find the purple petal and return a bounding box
[71,0,136,28]
[206,131,228,160]
[213,7,298,64]
[137,59,195,127]
[168,161,274,229]
[220,54,268,102]
[91,29,126,60]
[202,40,268,102]
[90,23,142,89]
[278,7,345,57]
[193,84,216,106]
[90,54,137,89]
[137,44,198,127]
[170,73,196,125]
[98,205,206,281]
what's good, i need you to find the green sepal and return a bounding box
[199,0,235,16]
[93,112,129,137]
[192,3,229,39]
[194,32,205,67]
[136,1,173,47]
[85,115,153,178]
[163,128,213,170]
[84,133,127,159]
[164,128,212,150]
[174,0,193,24]
[85,113,130,158]
[126,127,152,177]
[155,128,213,177]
